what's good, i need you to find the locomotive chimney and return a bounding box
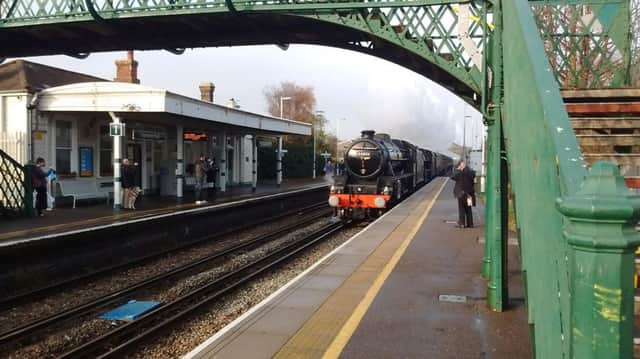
[361,130,375,139]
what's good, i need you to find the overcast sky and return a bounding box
[21,45,484,156]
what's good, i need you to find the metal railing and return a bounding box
[485,1,640,357]
[0,148,31,218]
[0,131,27,165]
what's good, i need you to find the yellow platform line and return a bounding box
[322,178,447,359]
[272,178,447,358]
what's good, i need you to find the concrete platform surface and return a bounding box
[184,178,531,359]
[0,178,329,244]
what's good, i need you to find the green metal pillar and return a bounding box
[557,162,640,359]
[481,144,492,279]
[480,1,492,281]
[485,0,508,312]
[485,114,508,312]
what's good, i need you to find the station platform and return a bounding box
[185,177,531,359]
[0,178,329,245]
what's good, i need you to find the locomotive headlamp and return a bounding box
[357,187,362,192]
[374,197,386,208]
[382,186,390,195]
[330,185,336,193]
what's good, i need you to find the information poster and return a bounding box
[79,147,93,177]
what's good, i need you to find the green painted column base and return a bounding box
[482,257,491,279]
[557,162,640,358]
[486,283,502,312]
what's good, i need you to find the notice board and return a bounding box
[79,147,94,177]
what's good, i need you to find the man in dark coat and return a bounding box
[451,160,475,228]
[32,157,48,216]
[205,157,218,198]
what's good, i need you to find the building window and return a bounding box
[56,120,72,175]
[100,125,113,176]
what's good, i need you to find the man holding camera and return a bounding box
[451,160,475,228]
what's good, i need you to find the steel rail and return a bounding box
[57,221,345,359]
[0,206,330,346]
[0,201,327,310]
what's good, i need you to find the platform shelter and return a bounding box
[33,81,309,208]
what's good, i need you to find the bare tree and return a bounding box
[263,82,317,123]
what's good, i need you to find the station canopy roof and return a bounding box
[36,82,311,136]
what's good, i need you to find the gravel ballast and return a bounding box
[1,214,357,359]
[129,225,362,359]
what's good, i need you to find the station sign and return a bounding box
[134,128,167,141]
[184,132,208,141]
[110,123,125,137]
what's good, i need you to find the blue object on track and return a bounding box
[100,300,161,321]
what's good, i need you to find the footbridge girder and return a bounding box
[0,1,638,358]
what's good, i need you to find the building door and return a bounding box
[126,143,142,186]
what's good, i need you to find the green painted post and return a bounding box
[486,0,507,312]
[486,114,507,312]
[557,162,640,359]
[481,116,493,280]
[480,1,491,281]
[481,133,492,280]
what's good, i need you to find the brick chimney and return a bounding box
[199,82,215,103]
[114,50,140,84]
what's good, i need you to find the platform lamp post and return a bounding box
[463,115,471,162]
[277,96,291,187]
[313,110,324,179]
[336,118,346,160]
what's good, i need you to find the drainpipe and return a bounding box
[27,92,40,164]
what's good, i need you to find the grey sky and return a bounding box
[21,44,483,155]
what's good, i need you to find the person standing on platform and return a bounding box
[324,160,333,181]
[32,157,48,217]
[205,157,218,199]
[451,160,475,228]
[194,155,208,204]
[121,159,136,209]
[46,167,56,211]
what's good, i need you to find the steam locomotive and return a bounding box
[328,130,452,219]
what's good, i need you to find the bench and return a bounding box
[56,181,111,208]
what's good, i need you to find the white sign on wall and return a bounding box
[110,123,125,137]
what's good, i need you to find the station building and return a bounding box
[0,54,310,205]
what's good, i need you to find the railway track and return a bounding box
[57,221,345,359]
[0,201,328,311]
[0,205,331,347]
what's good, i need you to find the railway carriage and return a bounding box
[329,130,452,219]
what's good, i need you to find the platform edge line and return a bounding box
[321,178,448,359]
[0,184,329,247]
